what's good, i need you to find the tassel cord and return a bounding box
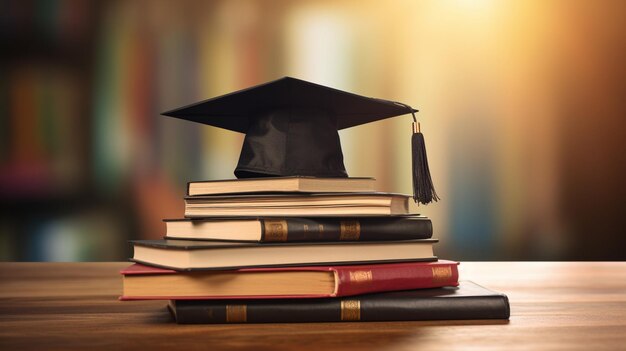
[392,102,439,205]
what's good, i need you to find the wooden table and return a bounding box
[0,262,624,350]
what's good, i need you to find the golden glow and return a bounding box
[6,0,623,260]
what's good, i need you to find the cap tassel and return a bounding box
[411,116,439,205]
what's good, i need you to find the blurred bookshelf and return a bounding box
[0,1,131,261]
[2,0,625,261]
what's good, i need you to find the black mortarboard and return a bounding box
[163,77,438,204]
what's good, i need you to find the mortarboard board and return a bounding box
[163,77,438,204]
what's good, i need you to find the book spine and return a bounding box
[333,262,458,297]
[170,293,509,324]
[260,217,432,242]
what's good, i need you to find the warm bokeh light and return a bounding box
[1,0,624,260]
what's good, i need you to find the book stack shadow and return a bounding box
[121,177,509,324]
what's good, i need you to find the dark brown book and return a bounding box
[184,192,412,217]
[164,216,432,242]
[130,239,437,271]
[187,176,376,196]
[168,281,510,324]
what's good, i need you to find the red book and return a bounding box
[120,260,459,300]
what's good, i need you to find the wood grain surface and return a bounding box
[0,262,624,350]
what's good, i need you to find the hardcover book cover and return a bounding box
[130,239,438,271]
[183,192,412,217]
[163,216,432,242]
[168,281,510,324]
[120,260,459,300]
[186,176,376,196]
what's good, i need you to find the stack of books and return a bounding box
[121,177,509,324]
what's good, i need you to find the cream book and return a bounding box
[187,176,376,196]
[184,193,411,218]
[130,239,437,270]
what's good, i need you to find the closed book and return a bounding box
[164,216,432,242]
[168,281,510,324]
[184,193,411,217]
[187,176,376,196]
[130,239,437,271]
[120,260,458,300]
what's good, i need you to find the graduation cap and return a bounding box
[163,77,438,204]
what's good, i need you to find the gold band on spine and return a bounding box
[340,300,361,321]
[431,266,452,283]
[340,221,360,240]
[263,220,288,242]
[225,305,247,323]
[349,270,373,284]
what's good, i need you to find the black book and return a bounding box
[168,281,510,324]
[164,216,432,242]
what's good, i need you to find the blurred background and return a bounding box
[1,0,625,261]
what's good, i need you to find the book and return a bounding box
[184,193,411,217]
[187,176,376,196]
[120,260,458,300]
[164,216,432,242]
[167,281,510,324]
[130,239,437,271]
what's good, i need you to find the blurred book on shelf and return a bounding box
[0,1,132,261]
[1,65,86,198]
